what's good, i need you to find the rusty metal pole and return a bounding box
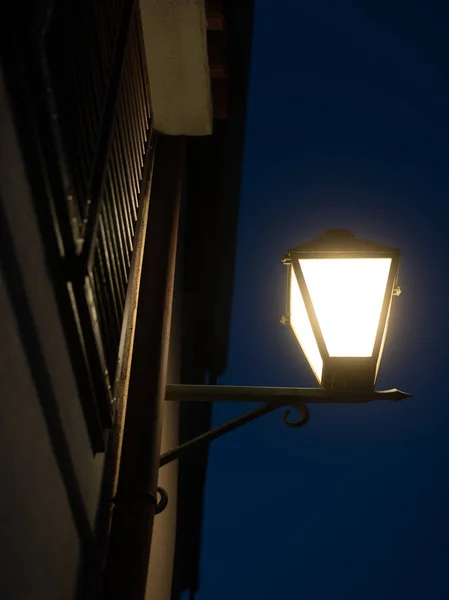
[102,136,184,600]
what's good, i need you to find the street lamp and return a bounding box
[156,230,410,513]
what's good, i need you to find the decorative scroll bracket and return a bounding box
[156,401,309,514]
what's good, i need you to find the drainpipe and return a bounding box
[102,135,185,600]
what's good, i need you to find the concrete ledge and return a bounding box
[140,0,213,135]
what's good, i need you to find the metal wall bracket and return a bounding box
[155,384,411,514]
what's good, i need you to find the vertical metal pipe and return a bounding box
[102,136,184,600]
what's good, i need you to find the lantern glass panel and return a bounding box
[290,269,323,382]
[299,257,392,357]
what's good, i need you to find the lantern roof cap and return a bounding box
[286,229,400,255]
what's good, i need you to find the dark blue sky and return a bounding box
[195,2,449,599]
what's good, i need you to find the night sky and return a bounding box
[194,2,449,599]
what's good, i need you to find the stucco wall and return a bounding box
[0,70,105,600]
[140,0,213,135]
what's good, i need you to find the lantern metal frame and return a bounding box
[282,230,401,391]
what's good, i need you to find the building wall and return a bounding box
[0,70,105,600]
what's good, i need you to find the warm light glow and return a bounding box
[300,257,392,357]
[290,270,323,383]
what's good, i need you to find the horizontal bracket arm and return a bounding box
[165,384,412,404]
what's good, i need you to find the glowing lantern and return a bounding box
[282,230,401,390]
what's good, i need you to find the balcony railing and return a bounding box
[14,0,153,449]
[86,10,152,391]
[44,0,127,240]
